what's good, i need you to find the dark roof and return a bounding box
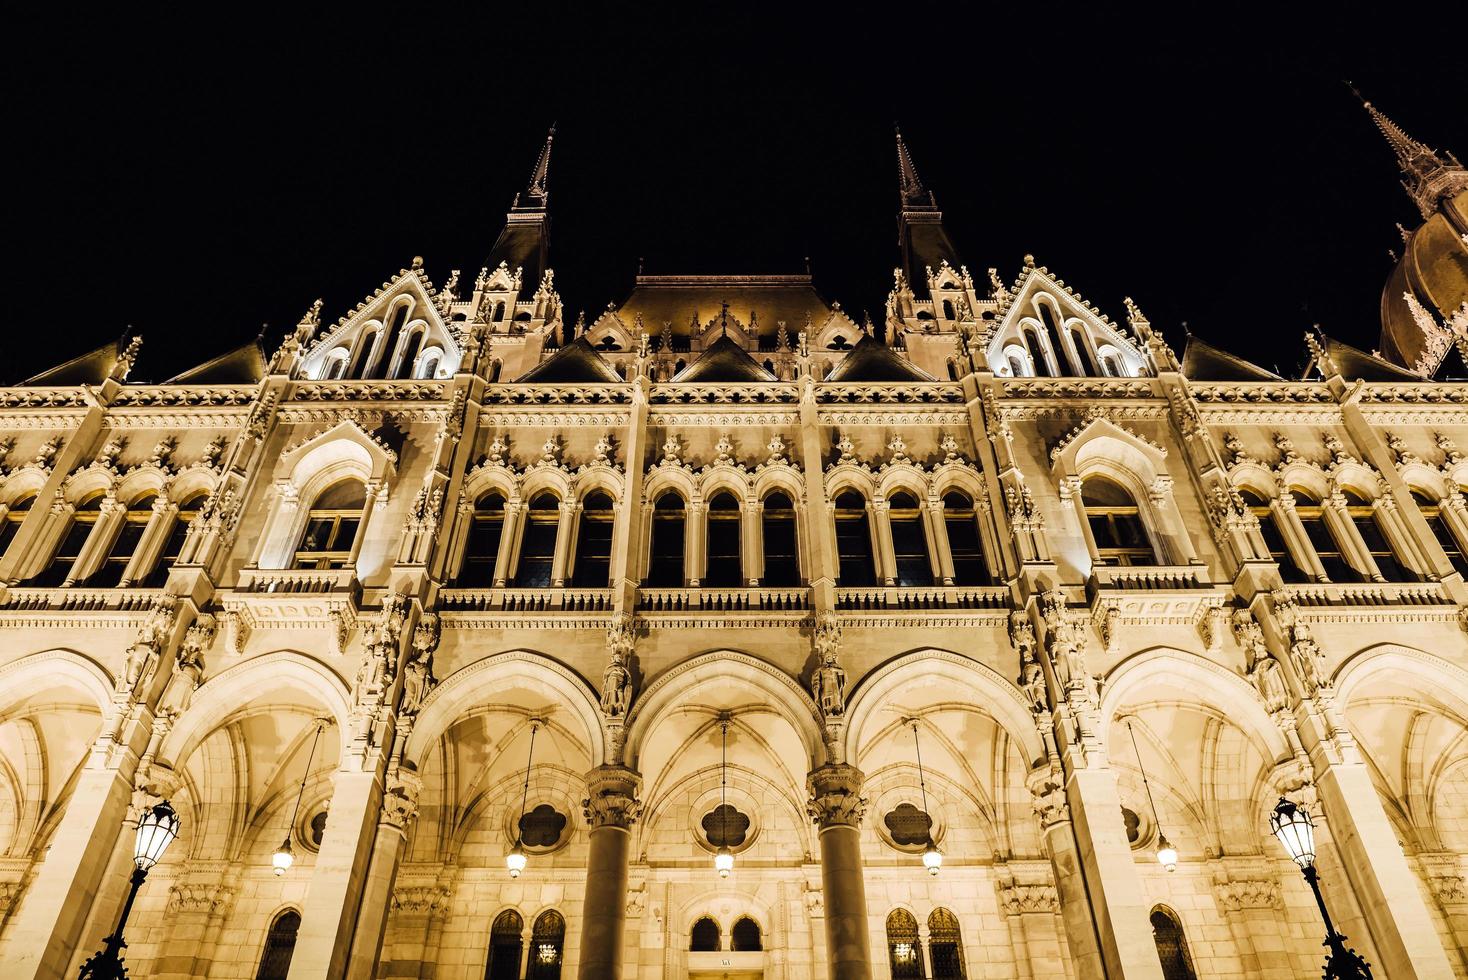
[20,340,122,386]
[1314,334,1423,382]
[1180,335,1281,381]
[618,275,831,339]
[165,340,268,384]
[823,334,935,382]
[671,334,777,382]
[515,336,622,383]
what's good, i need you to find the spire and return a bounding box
[1352,87,1467,219]
[486,126,556,288]
[895,126,933,209]
[517,123,555,210]
[893,126,959,296]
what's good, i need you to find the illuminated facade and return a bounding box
[1,112,1467,980]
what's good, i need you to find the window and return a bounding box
[86,493,156,587]
[1416,491,1468,577]
[254,909,301,980]
[526,910,565,980]
[1241,489,1308,583]
[1006,352,1028,377]
[705,492,742,587]
[293,480,365,570]
[943,492,990,585]
[1150,907,1198,980]
[1082,478,1156,566]
[455,492,506,587]
[1023,328,1050,377]
[1343,490,1415,582]
[571,492,614,587]
[1068,326,1097,376]
[369,304,409,379]
[942,299,955,320]
[513,493,560,587]
[761,491,799,586]
[0,494,35,558]
[323,349,349,380]
[394,329,424,380]
[29,493,103,587]
[888,492,933,586]
[347,329,377,379]
[731,917,762,952]
[1039,303,1067,375]
[690,917,721,952]
[485,909,523,980]
[646,492,686,587]
[1291,490,1358,582]
[928,908,967,979]
[421,351,443,379]
[145,492,205,588]
[886,909,923,979]
[834,491,877,586]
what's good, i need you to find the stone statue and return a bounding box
[1250,653,1290,713]
[118,596,178,697]
[1041,592,1086,692]
[399,614,438,717]
[601,615,635,719]
[1287,619,1327,691]
[811,647,847,718]
[157,643,204,720]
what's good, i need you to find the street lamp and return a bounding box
[78,800,181,979]
[1269,797,1375,979]
[1127,720,1177,872]
[909,719,941,875]
[507,719,540,878]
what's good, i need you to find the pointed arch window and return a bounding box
[942,299,955,320]
[572,491,615,587]
[1343,489,1415,582]
[888,491,933,586]
[705,491,742,587]
[513,493,560,588]
[87,493,156,587]
[1022,328,1051,377]
[731,917,762,952]
[493,301,506,323]
[370,304,409,379]
[1068,325,1098,376]
[293,479,365,570]
[485,909,524,980]
[421,350,444,380]
[1291,489,1358,582]
[690,916,721,952]
[455,492,505,587]
[1038,303,1068,375]
[254,909,301,980]
[393,328,424,379]
[1415,490,1468,576]
[834,490,877,586]
[1082,478,1156,566]
[0,493,34,558]
[1150,907,1198,980]
[943,491,990,585]
[761,491,800,586]
[886,909,923,979]
[927,908,967,979]
[323,348,349,380]
[526,910,565,979]
[647,491,686,587]
[146,491,206,587]
[347,329,377,379]
[31,493,103,587]
[1240,489,1308,583]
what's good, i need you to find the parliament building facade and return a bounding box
[1,102,1468,980]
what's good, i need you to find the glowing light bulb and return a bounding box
[715,845,734,878]
[922,840,942,876]
[507,842,527,878]
[1156,833,1178,873]
[272,838,294,876]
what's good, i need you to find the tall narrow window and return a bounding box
[690,916,721,952]
[1039,303,1067,375]
[1023,329,1050,377]
[1150,907,1198,980]
[370,304,409,379]
[731,917,762,952]
[1068,326,1098,376]
[1241,489,1308,583]
[834,491,876,586]
[705,492,742,587]
[347,329,377,379]
[647,491,686,587]
[1292,490,1358,582]
[761,491,799,586]
[886,909,923,979]
[485,909,524,980]
[30,493,103,587]
[927,908,967,979]
[1416,491,1468,577]
[254,909,301,980]
[86,493,156,587]
[145,491,205,587]
[943,491,990,585]
[455,492,506,587]
[942,299,955,320]
[421,351,443,379]
[572,491,615,587]
[513,493,560,588]
[1082,478,1156,566]
[394,329,424,380]
[293,480,365,570]
[1007,352,1028,377]
[1344,490,1415,582]
[888,492,934,586]
[0,494,35,559]
[526,910,565,980]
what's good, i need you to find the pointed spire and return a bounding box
[1351,86,1467,219]
[522,123,555,206]
[895,125,932,208]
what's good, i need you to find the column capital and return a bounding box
[380,769,422,835]
[583,765,642,829]
[806,762,866,829]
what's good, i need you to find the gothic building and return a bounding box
[0,104,1467,980]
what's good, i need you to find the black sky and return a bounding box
[7,9,1466,383]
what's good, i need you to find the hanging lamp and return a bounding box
[715,718,734,878]
[910,719,941,875]
[1128,720,1177,872]
[274,719,326,875]
[508,719,540,878]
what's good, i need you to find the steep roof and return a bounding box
[165,339,268,384]
[21,339,125,386]
[670,334,777,382]
[515,336,622,383]
[1180,335,1281,381]
[1312,334,1423,382]
[618,275,831,339]
[823,334,935,382]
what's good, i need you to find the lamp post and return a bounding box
[1269,797,1375,979]
[909,718,941,875]
[78,799,181,979]
[507,718,540,878]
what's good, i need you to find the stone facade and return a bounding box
[1,120,1468,980]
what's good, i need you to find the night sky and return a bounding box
[8,11,1466,383]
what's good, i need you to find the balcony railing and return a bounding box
[439,588,614,613]
[236,568,360,596]
[1282,581,1452,608]
[0,587,163,612]
[636,587,811,612]
[834,586,1010,611]
[1089,564,1208,592]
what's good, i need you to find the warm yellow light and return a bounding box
[715,846,734,878]
[922,840,942,875]
[507,842,527,878]
[134,800,181,872]
[1156,833,1178,873]
[272,838,294,876]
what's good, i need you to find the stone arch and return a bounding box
[518,466,573,504]
[1276,462,1329,501]
[643,466,697,506]
[572,465,626,504]
[823,464,878,502]
[1335,643,1468,724]
[1228,462,1282,501]
[751,464,804,504]
[114,467,170,503]
[0,649,113,714]
[1398,462,1450,502]
[60,467,115,504]
[698,464,753,503]
[0,469,48,506]
[875,464,931,502]
[462,464,520,507]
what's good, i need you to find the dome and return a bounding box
[1379,189,1468,376]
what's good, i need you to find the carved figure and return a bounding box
[810,614,846,717]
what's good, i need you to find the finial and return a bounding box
[411,256,424,270]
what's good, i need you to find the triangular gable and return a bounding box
[987,263,1144,374]
[824,334,935,382]
[516,336,623,383]
[1180,335,1282,381]
[21,339,123,386]
[166,339,268,384]
[1308,333,1423,383]
[586,308,635,353]
[299,267,460,379]
[279,417,399,481]
[671,334,776,382]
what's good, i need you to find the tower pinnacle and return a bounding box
[1353,88,1467,219]
[515,124,556,211]
[895,126,933,209]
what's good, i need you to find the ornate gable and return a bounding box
[300,265,462,381]
[986,261,1145,378]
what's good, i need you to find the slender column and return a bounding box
[64,495,124,586]
[807,763,872,980]
[743,498,763,585]
[550,500,580,587]
[377,880,449,980]
[577,766,641,980]
[344,771,420,980]
[1029,771,1108,979]
[1323,492,1383,581]
[685,500,706,587]
[1211,864,1293,980]
[868,500,896,586]
[151,878,234,980]
[923,497,955,585]
[120,498,176,587]
[346,482,384,567]
[995,866,1064,980]
[493,501,522,586]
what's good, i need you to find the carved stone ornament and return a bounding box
[806,763,866,829]
[1028,766,1069,830]
[381,769,423,833]
[157,614,214,720]
[582,765,642,829]
[117,594,179,699]
[392,885,451,918]
[601,614,636,719]
[997,879,1060,916]
[809,614,847,719]
[1214,875,1281,912]
[398,613,438,718]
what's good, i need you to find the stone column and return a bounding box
[1211,863,1292,980]
[492,500,522,586]
[151,878,234,980]
[344,771,420,980]
[868,499,896,586]
[995,865,1065,980]
[685,500,706,587]
[550,500,580,587]
[1029,770,1107,979]
[743,498,763,585]
[923,497,955,585]
[377,878,450,980]
[807,763,873,980]
[577,766,641,980]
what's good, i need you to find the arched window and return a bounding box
[1068,326,1098,376]
[31,493,103,587]
[1006,351,1028,377]
[1291,490,1357,582]
[420,350,443,379]
[347,329,377,379]
[705,491,742,587]
[1150,907,1198,980]
[293,479,365,570]
[323,349,349,380]
[764,358,776,375]
[145,490,206,588]
[647,491,686,587]
[1082,478,1156,566]
[1100,351,1124,377]
[834,491,877,586]
[513,493,560,588]
[887,492,933,586]
[1022,328,1050,377]
[394,329,424,380]
[1240,489,1307,583]
[493,301,506,323]
[254,909,301,980]
[485,909,524,980]
[927,908,967,979]
[1038,303,1067,374]
[690,916,721,952]
[886,909,923,979]
[1415,491,1468,576]
[527,910,565,979]
[943,491,990,585]
[1343,489,1414,582]
[87,493,156,587]
[761,491,799,586]
[369,304,409,379]
[572,491,615,587]
[0,493,35,558]
[455,492,506,587]
[942,299,955,320]
[731,917,762,952]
